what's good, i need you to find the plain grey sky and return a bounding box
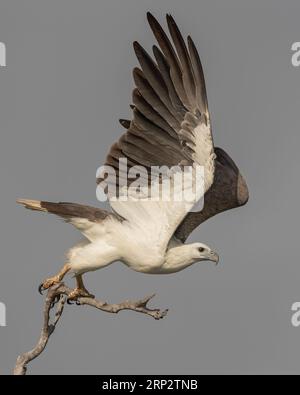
[0,0,300,375]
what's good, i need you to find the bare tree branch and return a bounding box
[13,283,168,375]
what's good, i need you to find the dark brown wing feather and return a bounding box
[174,148,249,242]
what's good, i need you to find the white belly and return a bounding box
[122,250,165,273]
[66,220,168,275]
[67,237,165,275]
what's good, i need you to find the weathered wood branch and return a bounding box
[13,283,168,375]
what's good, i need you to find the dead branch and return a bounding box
[13,283,168,375]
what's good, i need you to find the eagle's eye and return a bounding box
[198,247,205,253]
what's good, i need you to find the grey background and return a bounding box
[0,0,299,375]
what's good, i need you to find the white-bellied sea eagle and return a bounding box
[18,13,249,301]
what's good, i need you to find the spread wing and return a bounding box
[97,13,216,254]
[175,147,249,242]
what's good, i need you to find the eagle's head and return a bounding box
[164,242,219,274]
[191,242,219,264]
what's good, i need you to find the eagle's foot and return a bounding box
[67,288,95,304]
[38,264,71,295]
[38,276,61,295]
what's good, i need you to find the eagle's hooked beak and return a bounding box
[209,251,219,265]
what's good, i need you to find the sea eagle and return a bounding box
[18,13,249,301]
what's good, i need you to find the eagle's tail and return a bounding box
[17,199,48,212]
[17,199,73,217]
[17,199,114,223]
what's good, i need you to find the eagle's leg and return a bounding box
[38,263,71,294]
[67,274,95,301]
